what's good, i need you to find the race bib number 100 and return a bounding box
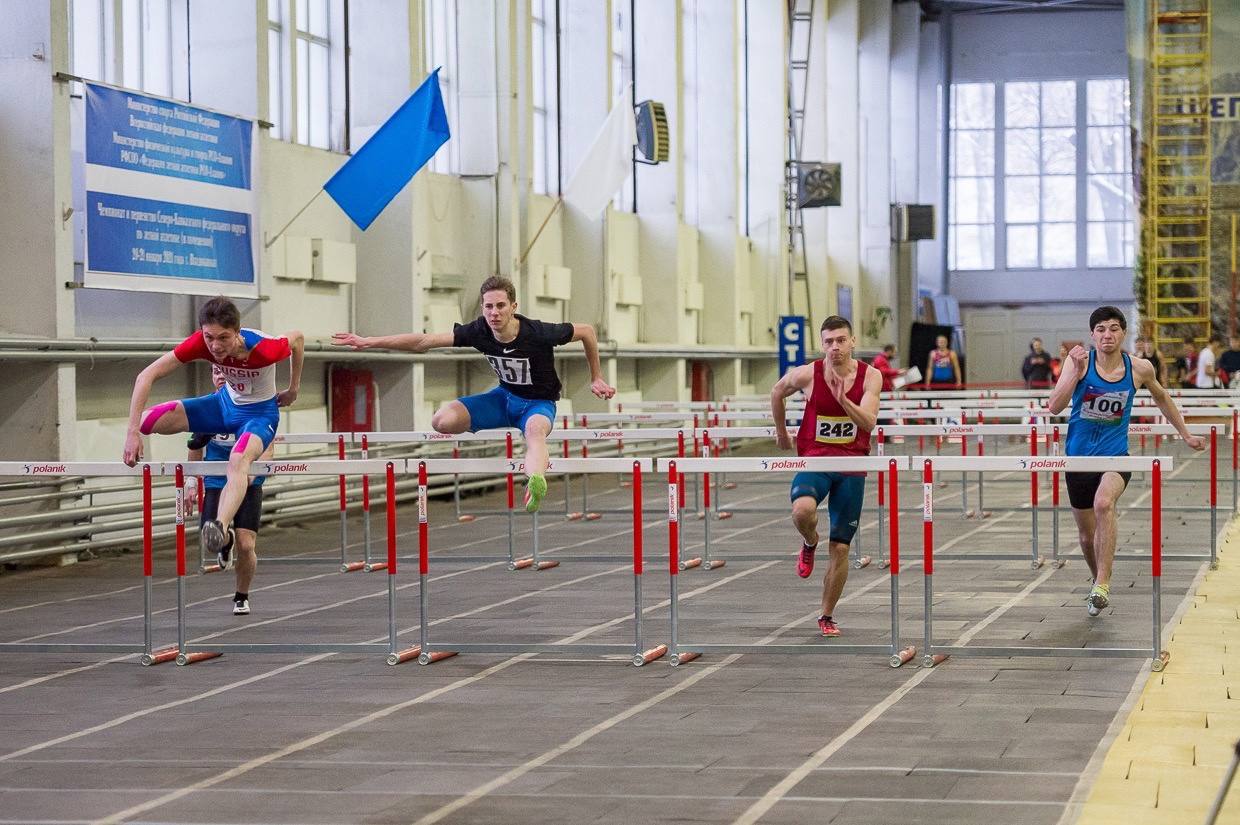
[815,415,856,444]
[1080,389,1129,424]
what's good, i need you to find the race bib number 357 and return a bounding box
[486,355,533,386]
[1080,389,1129,424]
[815,415,856,444]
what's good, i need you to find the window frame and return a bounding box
[423,0,460,174]
[531,0,560,195]
[948,82,996,272]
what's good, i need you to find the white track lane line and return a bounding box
[82,541,818,825]
[727,451,1210,825]
[406,547,914,825]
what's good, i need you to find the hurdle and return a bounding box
[663,456,915,668]
[917,455,1173,671]
[684,429,883,570]
[170,458,416,665]
[407,457,668,666]
[0,461,178,665]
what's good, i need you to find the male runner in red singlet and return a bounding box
[771,315,882,636]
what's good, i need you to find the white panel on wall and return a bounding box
[615,274,643,306]
[426,302,463,331]
[274,236,313,281]
[542,265,572,301]
[312,239,357,284]
[684,281,704,311]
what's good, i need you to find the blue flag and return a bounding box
[324,69,450,230]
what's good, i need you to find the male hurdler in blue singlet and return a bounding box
[1047,306,1203,617]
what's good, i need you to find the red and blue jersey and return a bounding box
[173,328,290,406]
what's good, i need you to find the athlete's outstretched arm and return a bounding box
[278,330,304,407]
[1046,345,1087,414]
[771,364,813,450]
[123,352,183,465]
[1138,358,1206,450]
[571,323,615,399]
[832,367,882,434]
[331,331,455,353]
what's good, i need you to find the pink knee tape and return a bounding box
[232,432,254,454]
[139,401,178,435]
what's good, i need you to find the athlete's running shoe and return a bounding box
[796,544,816,578]
[202,519,235,570]
[232,597,250,616]
[524,474,548,513]
[818,616,841,637]
[1086,583,1110,617]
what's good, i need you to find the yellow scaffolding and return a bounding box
[1145,0,1212,359]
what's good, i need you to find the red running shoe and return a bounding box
[796,543,816,578]
[818,616,841,637]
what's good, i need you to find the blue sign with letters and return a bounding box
[778,315,807,376]
[86,191,254,283]
[86,83,252,190]
[81,82,258,297]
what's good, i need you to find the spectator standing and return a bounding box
[1133,337,1164,386]
[1196,334,1225,389]
[1021,338,1054,388]
[871,344,906,392]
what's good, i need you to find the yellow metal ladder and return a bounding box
[1146,0,1212,360]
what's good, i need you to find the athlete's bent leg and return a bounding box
[215,434,265,532]
[139,400,190,435]
[1072,507,1098,581]
[1091,473,1127,588]
[791,497,820,547]
[821,541,850,616]
[234,529,257,593]
[522,414,552,477]
[431,401,472,434]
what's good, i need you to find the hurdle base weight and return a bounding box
[585,512,602,521]
[341,560,367,573]
[852,556,872,570]
[511,558,535,570]
[566,512,585,521]
[717,511,733,520]
[386,646,423,665]
[922,653,950,668]
[535,560,560,571]
[1152,650,1171,672]
[175,651,222,666]
[419,650,459,665]
[456,514,477,523]
[633,644,668,666]
[679,557,702,570]
[704,559,726,570]
[670,651,701,667]
[365,562,388,572]
[140,645,180,666]
[200,563,222,574]
[891,646,917,668]
[1031,557,1045,570]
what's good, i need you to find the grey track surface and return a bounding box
[0,438,1222,825]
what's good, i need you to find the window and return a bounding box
[948,83,995,270]
[681,0,699,225]
[268,0,345,151]
[1004,80,1077,269]
[1086,79,1135,267]
[121,0,175,97]
[71,0,112,83]
[531,0,560,195]
[424,0,459,174]
[611,3,633,211]
[267,0,285,139]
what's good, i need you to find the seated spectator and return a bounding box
[1133,337,1164,386]
[1196,334,1225,389]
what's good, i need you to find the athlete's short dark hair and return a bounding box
[820,315,852,334]
[198,296,241,330]
[1209,333,1225,346]
[883,343,895,354]
[1088,305,1127,331]
[480,276,517,303]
